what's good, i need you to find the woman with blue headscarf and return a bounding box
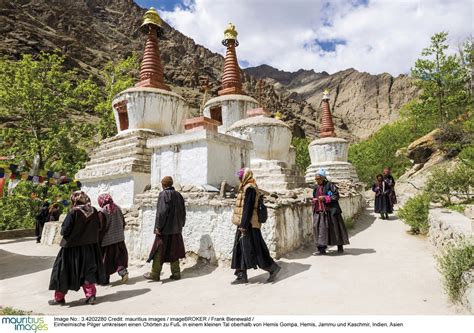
[312,169,350,255]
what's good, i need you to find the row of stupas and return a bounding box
[76,8,358,209]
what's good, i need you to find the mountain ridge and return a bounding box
[0,0,419,140]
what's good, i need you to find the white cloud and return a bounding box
[160,0,473,75]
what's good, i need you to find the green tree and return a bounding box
[410,32,472,126]
[96,54,139,139]
[348,120,417,186]
[0,52,99,175]
[292,137,311,172]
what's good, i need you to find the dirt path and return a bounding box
[0,208,463,315]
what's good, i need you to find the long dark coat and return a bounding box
[312,181,350,247]
[372,181,393,214]
[147,187,186,263]
[383,174,397,206]
[231,187,275,270]
[49,209,106,292]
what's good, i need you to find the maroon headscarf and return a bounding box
[98,193,117,214]
[70,190,94,218]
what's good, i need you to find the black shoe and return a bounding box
[266,265,281,283]
[231,277,248,285]
[36,239,41,243]
[169,274,181,280]
[48,299,65,306]
[99,276,110,286]
[85,296,96,305]
[337,245,344,253]
[231,272,248,285]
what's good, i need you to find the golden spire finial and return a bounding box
[222,22,239,47]
[322,88,330,100]
[140,7,164,33]
[274,111,282,120]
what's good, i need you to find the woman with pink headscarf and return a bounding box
[97,193,129,285]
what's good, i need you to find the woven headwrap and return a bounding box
[70,190,94,218]
[98,193,117,214]
[238,168,256,192]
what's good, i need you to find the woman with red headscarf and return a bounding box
[48,191,105,305]
[97,193,129,285]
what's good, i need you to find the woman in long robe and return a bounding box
[312,169,350,255]
[98,193,129,285]
[230,168,280,284]
[48,191,105,305]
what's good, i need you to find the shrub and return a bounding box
[397,193,431,234]
[292,137,311,173]
[425,164,474,206]
[0,180,79,231]
[437,237,474,302]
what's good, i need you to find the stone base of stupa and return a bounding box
[76,129,160,208]
[305,162,359,184]
[251,160,306,193]
[147,128,252,190]
[305,136,359,183]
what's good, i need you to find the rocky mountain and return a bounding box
[245,65,418,139]
[0,0,418,140]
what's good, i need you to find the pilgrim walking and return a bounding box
[230,168,281,284]
[35,201,49,243]
[144,176,186,281]
[312,169,350,255]
[382,167,397,211]
[48,191,105,305]
[97,193,129,285]
[372,174,393,220]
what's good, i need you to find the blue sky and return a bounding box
[135,0,472,75]
[135,0,188,11]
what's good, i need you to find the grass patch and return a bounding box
[0,307,32,315]
[446,205,466,214]
[344,217,355,230]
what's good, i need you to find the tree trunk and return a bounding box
[30,152,42,176]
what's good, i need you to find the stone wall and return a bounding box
[0,229,35,240]
[39,187,365,265]
[428,208,472,250]
[124,187,364,264]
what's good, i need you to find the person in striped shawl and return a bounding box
[97,193,129,285]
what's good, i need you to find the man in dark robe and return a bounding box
[35,201,49,243]
[144,176,186,281]
[230,168,281,284]
[383,167,397,210]
[312,169,350,255]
